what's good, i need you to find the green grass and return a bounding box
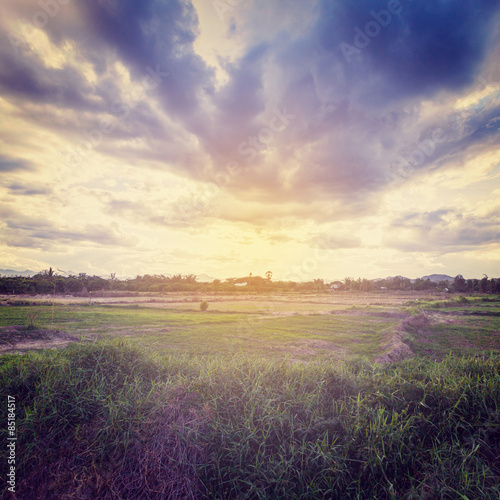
[1,295,499,498]
[0,340,499,499]
[0,303,400,360]
[1,297,500,361]
[401,296,500,359]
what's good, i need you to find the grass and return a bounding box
[1,294,499,497]
[400,297,500,359]
[0,340,499,499]
[0,303,402,360]
[1,296,499,361]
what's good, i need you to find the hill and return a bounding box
[0,268,35,277]
[420,274,454,283]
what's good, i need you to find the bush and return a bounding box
[200,301,209,311]
[26,311,39,330]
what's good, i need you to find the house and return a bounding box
[329,281,343,291]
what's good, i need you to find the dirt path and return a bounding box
[0,326,81,353]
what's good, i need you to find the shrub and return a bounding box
[26,311,39,330]
[200,301,209,312]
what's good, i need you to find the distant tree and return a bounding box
[66,278,84,293]
[453,275,467,293]
[265,271,273,281]
[481,274,489,293]
[360,278,374,291]
[313,278,325,291]
[437,280,450,292]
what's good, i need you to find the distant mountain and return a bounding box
[375,275,411,282]
[0,269,36,277]
[420,274,454,283]
[197,273,216,283]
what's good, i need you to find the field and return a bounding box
[1,291,499,498]
[2,291,500,361]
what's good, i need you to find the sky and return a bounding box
[0,0,499,281]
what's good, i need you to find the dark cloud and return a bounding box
[73,0,214,118]
[223,0,500,199]
[0,0,217,179]
[6,183,52,196]
[318,0,500,100]
[1,4,202,103]
[385,208,500,252]
[0,155,32,172]
[0,54,96,111]
[0,206,136,249]
[205,44,268,155]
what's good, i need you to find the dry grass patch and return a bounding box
[0,325,80,353]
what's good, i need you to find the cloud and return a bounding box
[2,0,498,209]
[0,206,137,249]
[385,207,500,252]
[0,0,499,278]
[318,0,500,99]
[0,155,33,172]
[307,232,362,250]
[6,183,52,196]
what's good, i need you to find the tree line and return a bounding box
[0,268,499,295]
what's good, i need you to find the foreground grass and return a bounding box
[1,340,499,499]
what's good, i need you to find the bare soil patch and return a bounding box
[0,325,80,353]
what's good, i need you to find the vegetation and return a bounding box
[1,293,499,498]
[0,340,499,499]
[1,295,499,360]
[25,311,39,330]
[2,268,500,296]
